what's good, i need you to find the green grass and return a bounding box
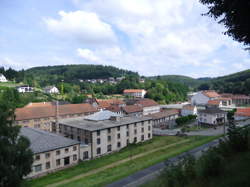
[25,135,218,187]
[0,81,22,87]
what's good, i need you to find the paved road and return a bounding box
[106,138,220,187]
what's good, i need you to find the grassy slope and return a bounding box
[25,136,218,187]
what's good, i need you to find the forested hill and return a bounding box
[24,65,138,85]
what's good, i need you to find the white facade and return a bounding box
[0,74,7,82]
[191,92,210,105]
[124,90,147,98]
[181,106,197,116]
[17,86,34,93]
[143,105,160,115]
[44,86,59,94]
[198,112,227,125]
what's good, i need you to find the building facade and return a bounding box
[44,86,59,94]
[181,105,197,116]
[191,90,220,106]
[0,73,7,82]
[198,106,227,125]
[123,89,147,98]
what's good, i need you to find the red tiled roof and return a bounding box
[24,102,53,108]
[106,105,121,113]
[235,108,250,117]
[207,100,221,105]
[123,89,146,93]
[136,98,159,107]
[15,103,97,121]
[146,110,179,119]
[182,104,195,110]
[202,90,220,98]
[96,99,125,109]
[122,105,143,114]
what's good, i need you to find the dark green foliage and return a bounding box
[0,93,33,187]
[176,115,197,126]
[227,109,236,121]
[197,83,210,91]
[200,0,250,48]
[71,95,87,104]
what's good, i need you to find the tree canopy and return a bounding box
[200,0,250,49]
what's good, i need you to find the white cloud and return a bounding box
[1,57,29,70]
[77,48,100,62]
[44,10,116,44]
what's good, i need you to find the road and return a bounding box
[106,138,220,187]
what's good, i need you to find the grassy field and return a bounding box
[0,81,22,88]
[25,135,219,187]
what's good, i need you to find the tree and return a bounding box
[0,94,33,186]
[200,0,250,49]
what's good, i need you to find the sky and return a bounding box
[0,0,250,78]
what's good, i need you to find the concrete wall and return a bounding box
[191,92,209,105]
[143,106,160,115]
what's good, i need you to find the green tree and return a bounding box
[0,97,33,186]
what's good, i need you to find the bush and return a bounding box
[176,115,197,126]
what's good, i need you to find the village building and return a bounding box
[135,98,160,115]
[0,73,7,82]
[16,85,34,93]
[20,127,80,178]
[56,111,152,159]
[94,98,126,110]
[146,110,179,129]
[123,89,147,98]
[220,93,250,106]
[234,108,250,121]
[197,106,227,125]
[121,105,143,117]
[181,104,197,116]
[44,86,59,94]
[191,90,221,106]
[15,103,97,131]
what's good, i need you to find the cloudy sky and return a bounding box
[0,0,250,78]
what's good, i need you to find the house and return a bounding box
[122,105,143,117]
[20,127,80,178]
[15,103,97,131]
[234,108,250,121]
[123,89,147,98]
[146,110,179,129]
[106,105,123,116]
[95,98,125,110]
[57,111,152,159]
[0,73,7,82]
[198,106,227,125]
[181,105,197,116]
[221,93,250,106]
[44,86,59,94]
[207,97,233,109]
[16,85,34,93]
[135,98,160,115]
[191,90,221,105]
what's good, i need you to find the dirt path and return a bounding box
[47,139,190,187]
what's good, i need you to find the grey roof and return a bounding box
[20,127,80,154]
[198,108,227,114]
[84,110,121,121]
[59,116,152,132]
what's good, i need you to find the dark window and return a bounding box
[134,123,137,128]
[148,133,151,138]
[134,137,137,143]
[142,121,144,125]
[34,164,42,172]
[117,133,120,139]
[117,126,120,131]
[77,136,80,141]
[117,142,121,148]
[126,125,129,129]
[73,146,77,151]
[127,131,129,137]
[85,138,89,144]
[141,127,144,133]
[65,148,69,153]
[56,159,61,166]
[107,145,112,152]
[108,136,111,141]
[64,157,70,165]
[56,150,60,155]
[148,126,151,131]
[46,162,50,169]
[108,128,111,133]
[97,138,101,144]
[134,129,137,134]
[97,147,101,154]
[97,130,100,136]
[83,151,89,159]
[35,155,40,160]
[45,153,50,158]
[73,154,77,161]
[141,135,144,141]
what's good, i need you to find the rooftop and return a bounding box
[136,98,159,107]
[198,107,226,114]
[20,127,79,154]
[202,90,220,98]
[59,116,152,131]
[182,104,196,110]
[146,110,179,120]
[235,108,250,117]
[122,105,143,113]
[84,110,121,121]
[123,89,146,93]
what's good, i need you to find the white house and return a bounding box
[191,90,220,106]
[123,89,147,98]
[44,86,59,94]
[17,85,34,93]
[0,73,7,82]
[181,105,197,116]
[198,106,227,125]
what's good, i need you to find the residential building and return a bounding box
[207,97,234,109]
[221,93,250,106]
[123,89,147,98]
[147,110,179,129]
[106,105,123,115]
[44,86,59,94]
[16,85,34,93]
[15,103,97,131]
[122,105,143,117]
[234,108,250,121]
[57,111,152,159]
[135,98,160,115]
[95,98,125,110]
[191,90,220,106]
[20,127,80,178]
[181,105,197,116]
[198,106,227,125]
[0,73,7,82]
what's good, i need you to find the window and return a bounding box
[108,128,111,133]
[46,162,50,169]
[126,131,129,137]
[97,147,101,154]
[56,150,60,155]
[77,136,80,141]
[73,154,77,161]
[141,135,144,141]
[117,142,121,148]
[148,133,151,138]
[83,151,89,159]
[141,127,144,133]
[35,155,40,161]
[134,129,137,134]
[85,138,89,144]
[117,126,120,131]
[56,159,61,166]
[142,121,144,125]
[134,123,137,128]
[107,144,112,152]
[97,138,101,145]
[97,130,100,136]
[117,133,120,139]
[45,153,50,158]
[134,137,137,143]
[64,157,70,165]
[73,146,77,151]
[34,164,42,172]
[65,148,69,153]
[126,125,129,129]
[148,126,151,131]
[108,136,111,141]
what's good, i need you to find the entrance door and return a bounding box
[64,157,70,166]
